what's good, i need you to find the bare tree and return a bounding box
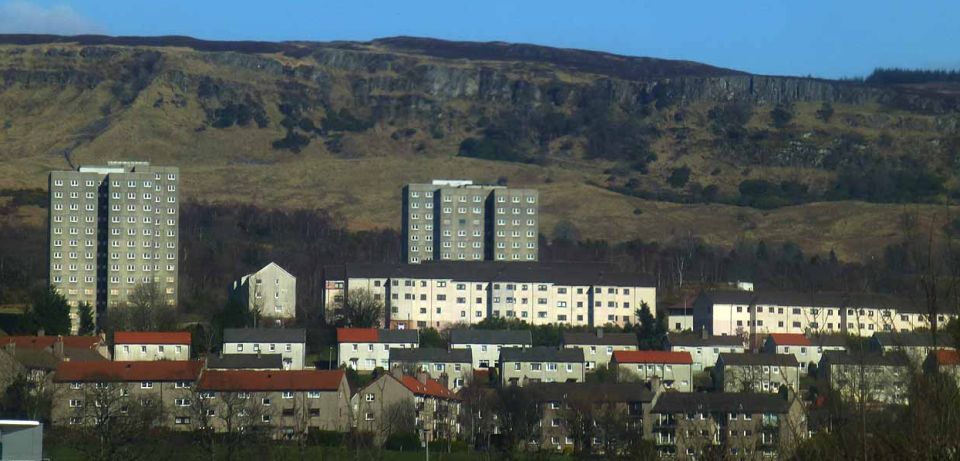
[336,288,384,328]
[66,381,162,461]
[191,390,268,461]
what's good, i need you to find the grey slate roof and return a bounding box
[871,332,948,349]
[666,333,745,348]
[378,329,420,343]
[697,290,927,313]
[500,346,584,363]
[562,332,638,347]
[820,350,910,367]
[223,328,306,344]
[207,353,284,370]
[718,353,799,367]
[390,347,472,363]
[651,392,792,414]
[530,382,655,403]
[449,329,532,346]
[324,261,655,287]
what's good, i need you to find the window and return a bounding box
[282,391,294,399]
[141,381,153,389]
[175,398,191,407]
[307,391,321,399]
[366,393,376,402]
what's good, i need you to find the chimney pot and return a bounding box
[597,328,603,339]
[38,328,45,337]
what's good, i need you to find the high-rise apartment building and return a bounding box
[49,161,179,331]
[401,180,538,264]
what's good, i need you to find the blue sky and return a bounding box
[0,0,957,78]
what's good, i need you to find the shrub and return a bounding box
[384,432,421,451]
[667,166,691,188]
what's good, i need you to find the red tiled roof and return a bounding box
[767,334,811,347]
[4,335,100,350]
[934,349,960,366]
[337,328,378,343]
[398,375,459,400]
[198,370,345,392]
[54,360,203,382]
[612,350,693,365]
[114,331,192,345]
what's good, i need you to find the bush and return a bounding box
[428,439,468,452]
[769,104,794,128]
[667,166,691,188]
[384,432,421,451]
[322,109,372,132]
[308,429,344,447]
[271,130,310,153]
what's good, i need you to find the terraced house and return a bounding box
[336,328,419,371]
[448,329,532,369]
[52,360,203,429]
[113,331,191,361]
[819,350,911,405]
[650,392,807,459]
[222,328,306,370]
[693,290,948,337]
[665,331,745,372]
[48,161,179,331]
[389,348,473,390]
[322,262,655,329]
[610,351,694,392]
[762,333,848,373]
[500,347,585,386]
[562,330,638,369]
[196,369,351,437]
[714,353,802,394]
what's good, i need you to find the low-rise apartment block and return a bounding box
[531,382,655,452]
[665,332,745,372]
[232,262,297,324]
[693,290,953,338]
[448,329,532,368]
[222,328,306,370]
[924,350,960,386]
[819,350,910,405]
[500,347,585,386]
[389,348,473,390]
[196,369,351,436]
[762,333,847,373]
[610,351,694,392]
[353,371,461,443]
[322,262,655,330]
[562,330,638,370]
[52,360,203,429]
[336,328,419,371]
[869,331,955,364]
[650,392,807,459]
[714,353,801,394]
[113,331,191,361]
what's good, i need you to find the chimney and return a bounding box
[596,328,603,339]
[649,376,662,394]
[4,341,14,353]
[390,366,404,380]
[53,335,65,359]
[438,372,449,388]
[701,328,708,340]
[416,371,429,385]
[38,328,45,337]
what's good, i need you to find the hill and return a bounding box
[1,34,959,262]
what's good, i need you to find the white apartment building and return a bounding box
[222,328,306,370]
[389,348,474,390]
[336,328,419,371]
[322,262,656,330]
[232,262,296,323]
[762,333,848,373]
[112,331,191,361]
[448,329,532,368]
[693,290,954,337]
[665,331,746,372]
[561,330,638,369]
[609,351,694,392]
[500,347,586,386]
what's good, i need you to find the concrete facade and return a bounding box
[353,372,461,444]
[389,348,473,390]
[233,262,297,323]
[222,328,307,370]
[499,347,585,386]
[665,332,746,372]
[714,353,802,394]
[336,328,419,371]
[562,331,638,369]
[820,351,911,405]
[49,161,180,331]
[448,329,532,369]
[322,262,656,330]
[611,351,695,392]
[401,180,538,264]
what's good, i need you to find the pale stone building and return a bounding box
[336,328,419,371]
[562,330,638,370]
[448,329,532,369]
[113,331,191,361]
[232,262,297,323]
[819,350,911,405]
[389,347,473,390]
[762,333,848,373]
[610,350,694,392]
[353,371,461,444]
[499,347,585,386]
[714,353,802,394]
[665,331,745,372]
[222,328,307,370]
[322,262,656,330]
[402,180,539,264]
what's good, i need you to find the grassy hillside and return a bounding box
[1,36,958,262]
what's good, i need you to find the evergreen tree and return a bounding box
[21,286,71,335]
[77,302,95,335]
[635,302,666,350]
